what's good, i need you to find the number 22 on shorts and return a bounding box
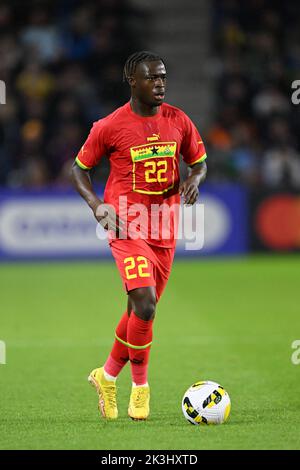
[124,256,151,279]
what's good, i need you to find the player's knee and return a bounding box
[129,288,156,321]
[137,300,156,321]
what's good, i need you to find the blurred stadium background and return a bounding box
[1,0,300,257]
[0,0,300,450]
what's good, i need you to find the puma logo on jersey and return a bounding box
[147,133,160,142]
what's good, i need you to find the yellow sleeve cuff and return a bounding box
[189,153,207,166]
[75,156,92,170]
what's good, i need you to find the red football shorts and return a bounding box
[110,239,175,302]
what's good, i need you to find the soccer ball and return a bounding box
[182,380,231,425]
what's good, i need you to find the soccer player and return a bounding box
[72,51,207,420]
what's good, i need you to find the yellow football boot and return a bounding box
[128,385,150,420]
[88,367,118,419]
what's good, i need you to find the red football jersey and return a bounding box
[75,101,207,248]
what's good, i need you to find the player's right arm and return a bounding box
[71,162,124,233]
[71,122,123,233]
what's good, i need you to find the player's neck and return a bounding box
[130,97,160,117]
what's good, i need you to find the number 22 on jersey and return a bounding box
[130,142,177,195]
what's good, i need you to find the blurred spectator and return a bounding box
[230,122,259,186]
[0,99,19,184]
[16,62,55,100]
[20,7,61,64]
[2,0,300,191]
[262,118,300,189]
[252,84,290,118]
[262,147,300,190]
[60,6,93,61]
[209,0,300,190]
[0,0,144,188]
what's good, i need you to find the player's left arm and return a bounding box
[179,111,208,205]
[179,160,207,205]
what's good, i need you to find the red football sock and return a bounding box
[104,311,130,377]
[127,311,153,386]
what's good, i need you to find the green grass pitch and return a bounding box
[0,255,299,450]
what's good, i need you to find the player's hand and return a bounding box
[179,176,199,205]
[94,203,125,235]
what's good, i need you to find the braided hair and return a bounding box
[123,51,165,83]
